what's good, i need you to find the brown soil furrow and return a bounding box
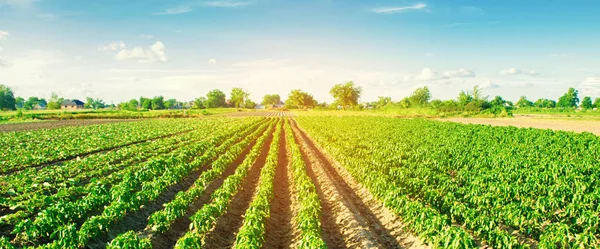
[147,130,273,249]
[291,119,408,249]
[263,126,294,249]
[292,120,431,249]
[2,129,194,176]
[200,127,276,249]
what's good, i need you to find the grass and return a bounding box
[0,108,240,123]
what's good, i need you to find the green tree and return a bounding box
[581,96,593,109]
[261,94,281,106]
[230,88,250,108]
[140,97,152,110]
[46,92,64,110]
[330,81,362,110]
[164,98,177,109]
[194,97,206,109]
[85,97,105,109]
[285,89,317,109]
[408,86,431,107]
[374,96,392,108]
[0,85,16,111]
[557,88,579,108]
[593,98,600,108]
[15,97,24,109]
[128,99,139,110]
[151,96,165,110]
[244,99,257,109]
[516,96,534,108]
[206,89,227,108]
[534,98,556,108]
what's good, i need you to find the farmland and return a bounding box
[1,113,599,249]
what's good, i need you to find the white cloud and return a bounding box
[481,80,500,89]
[115,41,168,63]
[371,3,427,14]
[0,30,10,40]
[500,68,539,76]
[208,58,217,65]
[153,6,193,15]
[140,34,154,39]
[579,77,600,96]
[500,68,521,75]
[99,41,126,51]
[443,68,475,78]
[405,67,475,81]
[204,1,253,7]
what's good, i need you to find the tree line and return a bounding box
[0,82,596,115]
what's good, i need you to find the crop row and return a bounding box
[0,119,206,173]
[284,119,326,248]
[4,118,264,248]
[232,121,283,249]
[296,116,600,248]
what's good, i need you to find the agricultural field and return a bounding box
[1,113,599,249]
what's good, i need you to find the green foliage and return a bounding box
[285,89,317,109]
[408,86,431,107]
[46,92,63,110]
[244,99,257,109]
[151,96,165,110]
[329,81,362,109]
[193,97,206,109]
[206,89,227,108]
[262,94,281,106]
[85,97,106,109]
[516,96,534,108]
[557,87,579,108]
[0,84,17,111]
[580,96,593,109]
[230,88,250,108]
[107,231,151,249]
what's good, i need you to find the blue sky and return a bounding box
[1,0,599,103]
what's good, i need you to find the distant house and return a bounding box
[61,99,85,110]
[33,103,47,110]
[255,105,266,110]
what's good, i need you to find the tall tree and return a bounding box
[593,98,600,108]
[330,81,362,110]
[581,96,593,109]
[0,85,16,111]
[408,86,431,107]
[164,98,177,109]
[15,97,24,109]
[244,99,257,109]
[194,97,207,109]
[85,97,105,109]
[261,94,281,106]
[230,88,250,108]
[151,96,165,110]
[285,89,317,109]
[206,89,227,108]
[516,96,534,108]
[557,88,579,108]
[46,92,63,110]
[535,98,556,108]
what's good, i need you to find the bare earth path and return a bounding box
[441,115,600,135]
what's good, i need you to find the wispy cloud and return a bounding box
[115,41,168,63]
[500,68,539,76]
[0,30,10,40]
[0,0,39,8]
[153,6,193,15]
[204,1,253,7]
[370,3,427,14]
[98,41,126,51]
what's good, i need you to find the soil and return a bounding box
[291,119,430,249]
[263,125,294,248]
[201,127,277,249]
[0,119,136,132]
[442,115,600,135]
